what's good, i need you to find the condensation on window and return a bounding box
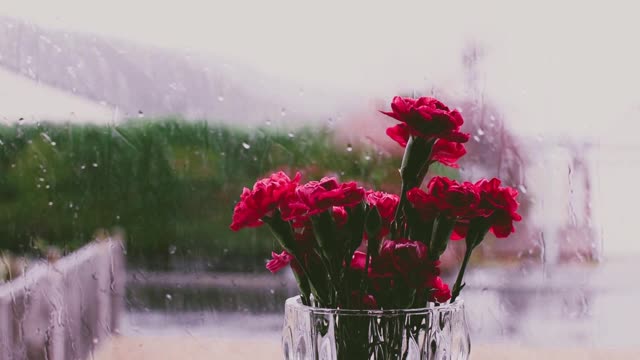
[0,1,638,359]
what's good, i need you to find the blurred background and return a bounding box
[0,0,639,358]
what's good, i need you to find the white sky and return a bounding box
[4,0,640,140]
[0,67,114,123]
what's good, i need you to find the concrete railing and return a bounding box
[0,238,125,360]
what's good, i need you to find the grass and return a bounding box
[0,119,459,271]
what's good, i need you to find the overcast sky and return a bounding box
[3,0,640,140]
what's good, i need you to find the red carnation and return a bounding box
[366,190,399,236]
[406,187,439,221]
[385,122,411,147]
[350,251,369,272]
[431,139,467,168]
[375,239,441,289]
[475,178,522,238]
[350,291,379,309]
[426,177,481,218]
[450,222,469,241]
[382,96,470,144]
[426,276,451,303]
[332,206,349,228]
[230,172,300,231]
[266,251,293,273]
[292,177,365,216]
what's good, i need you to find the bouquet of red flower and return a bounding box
[230,96,521,359]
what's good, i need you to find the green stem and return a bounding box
[451,245,472,302]
[393,183,410,233]
[393,137,435,238]
[290,260,311,306]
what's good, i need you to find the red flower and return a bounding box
[450,222,469,241]
[475,178,522,238]
[366,190,399,236]
[381,96,470,144]
[332,206,349,228]
[431,139,467,168]
[426,276,451,303]
[406,187,439,221]
[266,251,293,273]
[375,239,441,289]
[350,251,369,272]
[350,291,379,309]
[385,122,411,147]
[366,191,399,222]
[280,191,308,222]
[426,177,481,218]
[230,172,300,231]
[293,177,365,216]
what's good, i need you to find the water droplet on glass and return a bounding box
[11,164,15,168]
[270,289,275,294]
[364,155,371,161]
[281,108,287,117]
[81,165,86,170]
[242,142,251,150]
[93,338,99,344]
[473,135,481,142]
[138,110,144,118]
[518,184,528,194]
[48,202,53,206]
[168,245,177,255]
[92,163,98,168]
[477,128,485,136]
[45,185,50,189]
[346,144,353,152]
[288,132,295,138]
[265,119,272,126]
[116,215,120,220]
[38,177,44,182]
[51,142,56,146]
[36,184,41,188]
[489,115,496,121]
[217,96,224,102]
[165,294,172,301]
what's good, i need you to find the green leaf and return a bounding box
[346,202,367,255]
[429,216,456,261]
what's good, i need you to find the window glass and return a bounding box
[0,1,637,358]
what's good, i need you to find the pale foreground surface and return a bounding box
[93,336,640,360]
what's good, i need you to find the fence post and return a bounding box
[0,237,126,360]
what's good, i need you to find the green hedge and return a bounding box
[0,119,454,271]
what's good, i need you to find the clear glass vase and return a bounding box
[282,296,470,360]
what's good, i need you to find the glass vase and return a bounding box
[282,296,470,360]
